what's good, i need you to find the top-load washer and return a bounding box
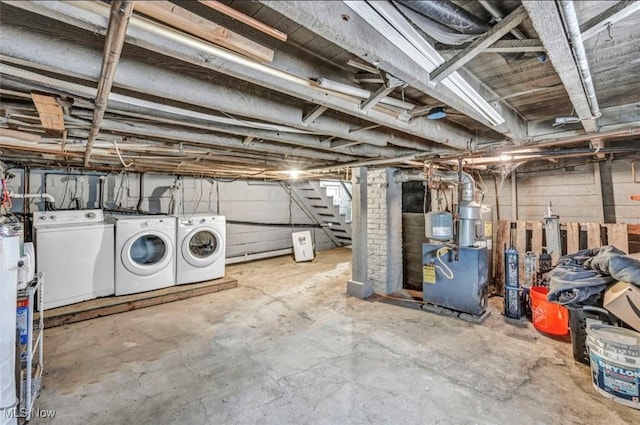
[175,214,226,285]
[32,209,114,309]
[107,215,176,295]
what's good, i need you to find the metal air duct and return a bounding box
[395,0,490,35]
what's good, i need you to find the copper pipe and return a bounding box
[84,0,134,167]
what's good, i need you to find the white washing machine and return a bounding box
[32,209,114,309]
[107,215,176,295]
[175,214,225,285]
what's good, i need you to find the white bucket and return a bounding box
[586,324,640,409]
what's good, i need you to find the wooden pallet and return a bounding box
[493,220,632,294]
[38,277,238,328]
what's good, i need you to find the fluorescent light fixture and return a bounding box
[344,1,505,127]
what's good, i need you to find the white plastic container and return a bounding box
[1,235,19,425]
[587,324,640,409]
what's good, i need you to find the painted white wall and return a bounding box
[480,159,639,224]
[4,169,336,257]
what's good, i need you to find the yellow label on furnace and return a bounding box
[484,222,493,237]
[423,265,436,284]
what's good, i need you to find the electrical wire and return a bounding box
[216,179,220,215]
[58,169,72,209]
[207,178,215,214]
[435,246,454,280]
[189,177,204,221]
[0,178,12,210]
[113,139,133,168]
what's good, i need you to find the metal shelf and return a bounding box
[16,272,44,423]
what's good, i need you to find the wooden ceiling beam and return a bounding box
[262,0,526,142]
[134,1,274,62]
[3,0,476,151]
[523,1,598,133]
[301,105,328,127]
[430,5,528,82]
[580,0,640,41]
[437,39,545,54]
[198,0,288,42]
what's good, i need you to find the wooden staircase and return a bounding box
[287,180,352,247]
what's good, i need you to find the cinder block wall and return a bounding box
[480,160,639,224]
[6,170,335,258]
[367,168,402,294]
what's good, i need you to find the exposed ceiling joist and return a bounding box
[301,105,328,126]
[96,119,358,163]
[133,1,275,62]
[527,102,640,138]
[198,0,288,42]
[437,39,545,54]
[261,0,526,142]
[0,27,447,154]
[360,77,405,112]
[580,0,640,41]
[430,5,528,82]
[3,0,476,151]
[67,107,408,159]
[523,1,598,133]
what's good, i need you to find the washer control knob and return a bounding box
[86,212,96,219]
[144,221,151,227]
[49,215,56,220]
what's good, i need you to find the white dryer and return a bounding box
[107,215,176,295]
[175,214,225,285]
[32,209,114,309]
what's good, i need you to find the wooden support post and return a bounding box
[516,220,527,282]
[494,219,510,294]
[567,222,580,254]
[511,170,518,221]
[531,221,543,254]
[593,162,605,223]
[606,224,629,252]
[587,223,602,249]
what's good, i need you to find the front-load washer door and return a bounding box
[122,231,173,276]
[182,227,224,268]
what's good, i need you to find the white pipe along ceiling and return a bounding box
[0,0,638,177]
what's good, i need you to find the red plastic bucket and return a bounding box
[530,286,569,335]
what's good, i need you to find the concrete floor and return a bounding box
[33,248,639,425]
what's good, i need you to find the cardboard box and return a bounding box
[604,281,640,332]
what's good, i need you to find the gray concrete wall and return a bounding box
[479,159,638,224]
[609,160,640,224]
[5,169,335,257]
